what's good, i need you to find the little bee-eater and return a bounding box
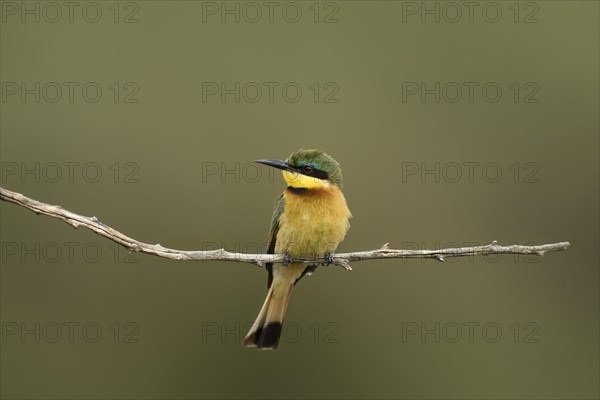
[243,149,352,349]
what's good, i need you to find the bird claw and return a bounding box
[282,253,292,266]
[322,252,334,266]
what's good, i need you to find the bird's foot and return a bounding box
[322,252,334,266]
[282,253,292,267]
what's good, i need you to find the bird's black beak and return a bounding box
[255,159,292,171]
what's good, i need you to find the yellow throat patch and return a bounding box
[282,170,330,189]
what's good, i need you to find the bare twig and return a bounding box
[0,186,570,270]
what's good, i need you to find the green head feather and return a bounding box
[286,149,344,188]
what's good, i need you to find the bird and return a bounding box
[243,149,352,349]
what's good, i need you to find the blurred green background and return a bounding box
[1,1,598,399]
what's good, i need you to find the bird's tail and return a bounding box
[243,279,294,350]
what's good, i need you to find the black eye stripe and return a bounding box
[314,170,329,180]
[295,166,328,180]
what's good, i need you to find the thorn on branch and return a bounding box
[335,259,353,271]
[67,220,81,228]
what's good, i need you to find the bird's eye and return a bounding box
[302,165,313,173]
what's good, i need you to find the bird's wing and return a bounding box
[266,194,285,288]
